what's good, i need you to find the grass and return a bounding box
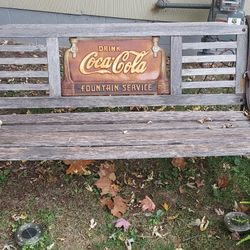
[0,169,10,186]
[0,157,249,249]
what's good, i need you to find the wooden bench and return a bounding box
[0,21,250,161]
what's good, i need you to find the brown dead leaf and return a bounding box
[231,231,241,241]
[111,196,128,218]
[95,176,119,197]
[236,203,250,213]
[64,160,94,175]
[197,117,212,124]
[95,162,119,197]
[195,179,205,188]
[100,197,114,210]
[140,196,156,212]
[179,185,186,194]
[99,163,116,179]
[171,158,187,170]
[217,176,229,189]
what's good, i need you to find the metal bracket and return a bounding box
[152,37,160,57]
[70,38,78,58]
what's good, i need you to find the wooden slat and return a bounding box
[0,141,250,161]
[171,36,182,95]
[182,55,236,63]
[0,111,246,125]
[182,80,236,89]
[2,120,250,133]
[0,84,50,91]
[0,58,48,65]
[182,67,236,76]
[0,45,47,52]
[182,41,237,50]
[0,71,48,78]
[1,128,249,147]
[235,34,248,94]
[0,94,243,109]
[0,23,246,38]
[46,38,61,97]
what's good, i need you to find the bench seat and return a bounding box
[0,111,249,161]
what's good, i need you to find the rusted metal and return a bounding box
[62,37,169,96]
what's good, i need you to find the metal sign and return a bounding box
[62,37,169,96]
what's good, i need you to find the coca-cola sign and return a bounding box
[62,37,169,96]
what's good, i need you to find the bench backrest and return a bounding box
[0,22,248,109]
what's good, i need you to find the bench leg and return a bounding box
[246,78,250,110]
[245,16,250,110]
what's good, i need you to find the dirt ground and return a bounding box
[0,157,249,250]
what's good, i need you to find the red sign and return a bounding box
[62,37,169,96]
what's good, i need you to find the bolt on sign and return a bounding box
[62,37,169,96]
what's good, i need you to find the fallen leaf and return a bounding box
[115,218,131,231]
[217,176,229,189]
[231,231,241,241]
[140,196,156,212]
[12,213,27,222]
[64,160,94,175]
[146,171,154,182]
[162,202,170,212]
[197,117,212,124]
[100,197,114,210]
[46,243,55,250]
[125,238,134,250]
[233,201,249,212]
[171,158,187,170]
[85,184,93,192]
[152,226,163,238]
[238,203,250,213]
[0,120,2,128]
[111,196,128,218]
[179,185,186,194]
[89,218,97,230]
[2,244,17,250]
[95,176,119,196]
[214,208,225,216]
[167,214,179,221]
[186,182,197,189]
[190,218,201,227]
[200,216,209,232]
[98,163,116,179]
[195,179,205,188]
[221,123,233,128]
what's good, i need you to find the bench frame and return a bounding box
[0,21,250,161]
[0,22,248,109]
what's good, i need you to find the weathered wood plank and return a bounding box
[182,80,236,89]
[2,120,249,133]
[0,141,249,161]
[235,34,248,94]
[182,41,237,50]
[0,45,47,52]
[0,111,246,125]
[1,128,249,147]
[182,55,236,63]
[0,23,247,38]
[0,84,50,91]
[171,36,182,95]
[0,94,243,109]
[46,38,61,97]
[182,67,236,76]
[0,71,48,78]
[0,58,48,65]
